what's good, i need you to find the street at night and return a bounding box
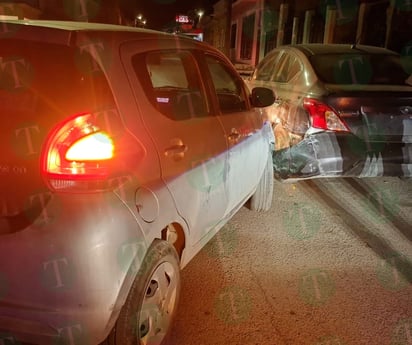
[1,1,411,344]
[172,177,412,345]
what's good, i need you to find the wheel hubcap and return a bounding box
[139,261,178,345]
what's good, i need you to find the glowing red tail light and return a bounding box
[303,98,349,132]
[42,113,115,191]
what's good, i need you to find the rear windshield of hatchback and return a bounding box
[310,53,411,86]
[0,39,114,119]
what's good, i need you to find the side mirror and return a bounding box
[250,87,276,108]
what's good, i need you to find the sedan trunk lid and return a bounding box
[323,88,412,144]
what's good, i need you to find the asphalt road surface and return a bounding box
[171,177,412,345]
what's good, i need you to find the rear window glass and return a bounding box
[272,53,301,83]
[0,39,115,122]
[253,51,280,81]
[132,51,209,121]
[205,55,248,113]
[310,53,410,85]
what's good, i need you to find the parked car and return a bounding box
[0,20,275,345]
[247,44,412,180]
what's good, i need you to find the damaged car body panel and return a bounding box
[249,44,412,180]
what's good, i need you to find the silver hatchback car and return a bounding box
[0,20,275,345]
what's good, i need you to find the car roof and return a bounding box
[1,19,163,33]
[283,44,399,57]
[0,19,192,46]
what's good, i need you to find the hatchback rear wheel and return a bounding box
[104,240,181,345]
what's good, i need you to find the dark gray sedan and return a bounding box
[248,44,412,180]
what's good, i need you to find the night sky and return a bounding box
[131,0,218,30]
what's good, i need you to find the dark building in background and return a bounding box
[202,0,411,67]
[0,0,410,67]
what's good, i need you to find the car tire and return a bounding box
[249,151,274,212]
[104,239,181,345]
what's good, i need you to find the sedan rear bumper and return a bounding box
[273,131,412,179]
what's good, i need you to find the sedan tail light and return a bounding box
[42,113,115,192]
[303,98,349,132]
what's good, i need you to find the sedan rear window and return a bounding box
[310,53,410,86]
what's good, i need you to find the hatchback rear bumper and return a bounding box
[0,192,146,345]
[0,309,108,345]
[273,131,412,179]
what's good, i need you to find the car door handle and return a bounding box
[164,138,188,161]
